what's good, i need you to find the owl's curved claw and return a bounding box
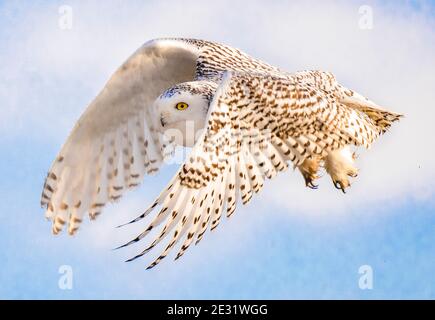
[333,180,346,193]
[306,180,319,189]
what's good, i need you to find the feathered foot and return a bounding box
[324,147,358,193]
[298,157,321,189]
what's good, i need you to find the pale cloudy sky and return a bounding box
[0,0,434,299]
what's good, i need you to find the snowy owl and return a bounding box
[41,38,402,269]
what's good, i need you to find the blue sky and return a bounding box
[0,0,434,299]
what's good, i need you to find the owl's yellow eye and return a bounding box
[175,102,189,111]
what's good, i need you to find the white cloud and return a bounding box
[1,0,434,220]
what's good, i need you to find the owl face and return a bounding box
[154,85,210,147]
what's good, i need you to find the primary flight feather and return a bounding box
[41,38,402,269]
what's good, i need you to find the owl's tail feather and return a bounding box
[359,106,402,134]
[339,91,403,134]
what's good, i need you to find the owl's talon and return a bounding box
[325,147,358,194]
[333,180,347,193]
[349,172,358,178]
[298,157,321,190]
[306,180,318,189]
[303,174,319,189]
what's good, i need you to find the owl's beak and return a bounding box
[160,116,166,127]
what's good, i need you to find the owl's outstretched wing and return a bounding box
[118,72,401,269]
[41,39,205,235]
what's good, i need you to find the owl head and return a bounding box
[153,81,217,147]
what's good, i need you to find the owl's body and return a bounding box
[41,38,402,269]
